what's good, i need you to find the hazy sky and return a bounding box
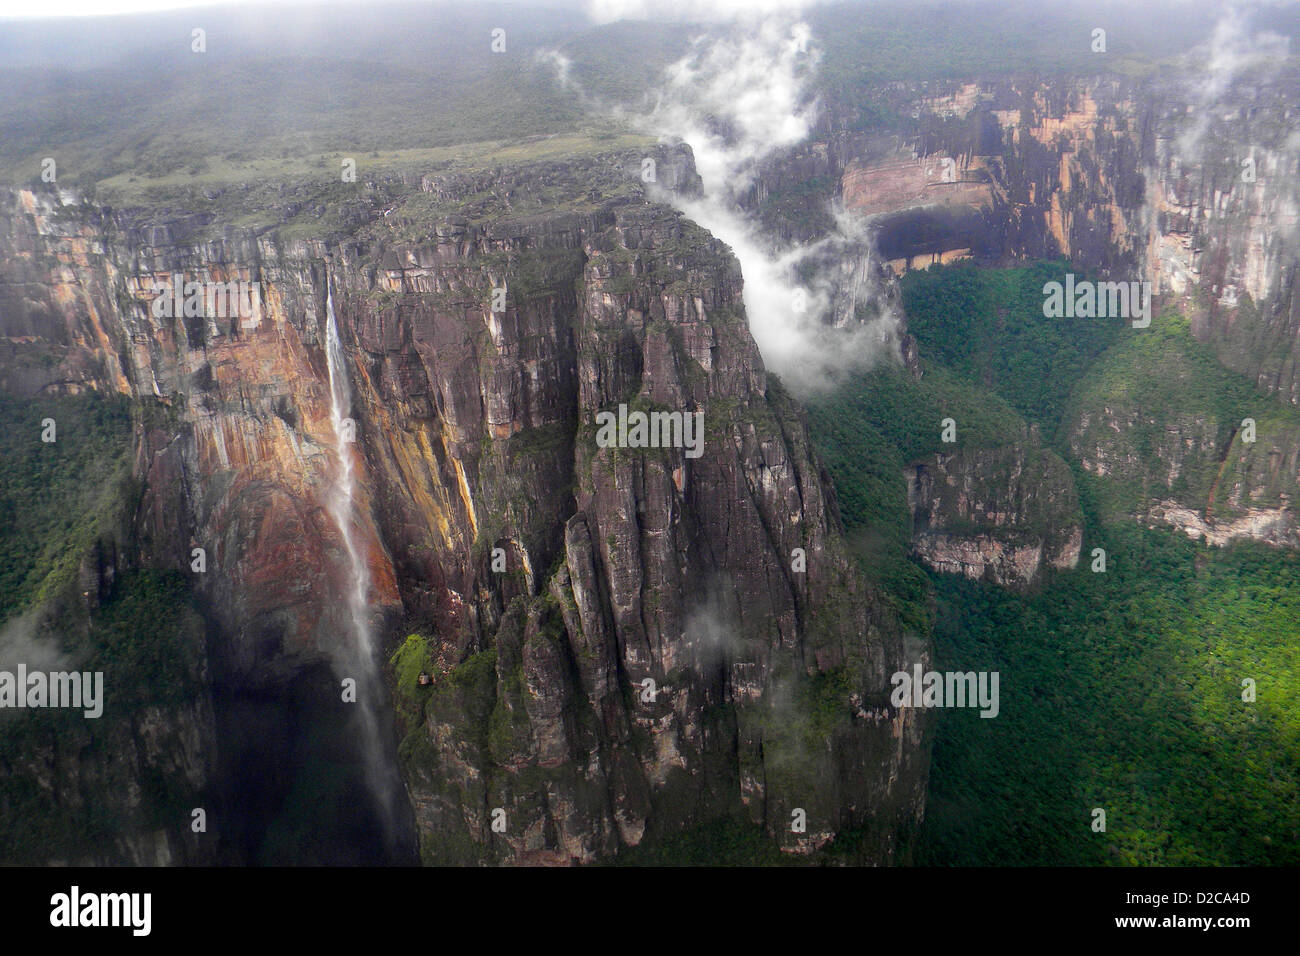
[0,0,1252,25]
[0,0,838,22]
[0,0,600,19]
[0,0,351,16]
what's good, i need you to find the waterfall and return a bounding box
[323,280,404,846]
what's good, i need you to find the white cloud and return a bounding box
[637,11,899,394]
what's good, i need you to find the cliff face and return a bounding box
[831,79,1149,277]
[16,58,1296,862]
[0,147,929,863]
[836,71,1300,385]
[396,195,928,862]
[1142,75,1300,408]
[820,69,1300,553]
[1,573,218,865]
[906,438,1083,588]
[1064,320,1300,549]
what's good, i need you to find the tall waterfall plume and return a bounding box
[323,279,406,847]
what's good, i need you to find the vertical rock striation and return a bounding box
[0,147,930,863]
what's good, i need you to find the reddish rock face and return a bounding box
[0,148,931,863]
[819,74,1300,563]
[842,154,993,220]
[8,63,1299,862]
[830,74,1300,406]
[343,190,931,862]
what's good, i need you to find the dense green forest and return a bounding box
[0,393,213,862]
[0,392,133,623]
[919,520,1300,865]
[807,261,1300,865]
[897,260,1127,438]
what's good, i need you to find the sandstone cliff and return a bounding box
[0,146,929,863]
[906,438,1083,588]
[789,69,1300,555]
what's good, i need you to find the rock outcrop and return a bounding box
[809,68,1300,553]
[906,439,1083,588]
[0,145,929,863]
